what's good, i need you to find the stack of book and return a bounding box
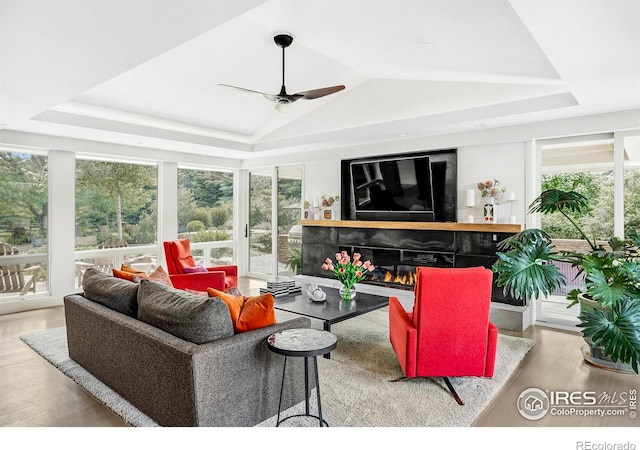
[259,279,302,297]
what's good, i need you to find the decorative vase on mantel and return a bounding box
[339,283,357,301]
[483,197,496,224]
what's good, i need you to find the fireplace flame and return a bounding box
[381,270,416,286]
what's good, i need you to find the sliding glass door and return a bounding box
[248,169,274,277]
[246,165,302,279]
[277,166,303,277]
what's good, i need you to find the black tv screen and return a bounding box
[341,149,457,222]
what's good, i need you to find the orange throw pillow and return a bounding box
[120,264,147,275]
[112,268,141,283]
[207,288,276,333]
[207,287,245,330]
[235,293,275,333]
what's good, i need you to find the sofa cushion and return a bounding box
[207,288,276,333]
[82,268,139,317]
[147,266,173,287]
[137,279,233,344]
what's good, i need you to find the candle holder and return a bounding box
[509,199,516,224]
[465,189,475,223]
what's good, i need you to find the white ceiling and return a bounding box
[1,0,639,159]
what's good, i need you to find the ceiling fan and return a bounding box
[219,34,345,113]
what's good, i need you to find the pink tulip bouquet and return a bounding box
[322,251,375,298]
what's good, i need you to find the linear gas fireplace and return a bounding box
[339,246,455,290]
[300,221,524,306]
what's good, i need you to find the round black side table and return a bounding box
[267,328,337,427]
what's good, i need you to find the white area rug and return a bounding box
[20,310,534,427]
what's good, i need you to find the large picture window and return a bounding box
[74,158,158,283]
[177,167,234,265]
[0,150,48,297]
[75,159,158,249]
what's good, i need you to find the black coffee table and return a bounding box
[273,286,389,358]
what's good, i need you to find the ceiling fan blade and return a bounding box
[218,84,271,98]
[295,85,345,100]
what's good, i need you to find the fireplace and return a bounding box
[300,222,525,306]
[339,246,454,290]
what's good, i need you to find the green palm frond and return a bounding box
[578,253,610,273]
[528,189,589,215]
[620,261,640,283]
[493,241,566,300]
[496,228,553,251]
[579,299,640,374]
[585,270,628,309]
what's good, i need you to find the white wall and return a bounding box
[458,142,526,224]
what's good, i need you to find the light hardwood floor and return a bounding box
[1,278,638,428]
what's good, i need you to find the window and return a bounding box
[177,167,234,266]
[0,150,48,297]
[536,133,640,327]
[623,134,640,236]
[541,138,615,242]
[74,158,158,282]
[75,158,158,249]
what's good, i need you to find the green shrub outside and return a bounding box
[187,220,206,233]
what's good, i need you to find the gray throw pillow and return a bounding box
[82,268,139,317]
[137,279,234,344]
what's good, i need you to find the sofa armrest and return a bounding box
[190,316,312,427]
[168,271,225,291]
[206,265,237,277]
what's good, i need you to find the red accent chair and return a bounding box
[389,266,497,405]
[163,239,238,292]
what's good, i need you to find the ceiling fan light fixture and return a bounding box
[275,100,291,113]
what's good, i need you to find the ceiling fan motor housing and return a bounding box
[274,34,294,48]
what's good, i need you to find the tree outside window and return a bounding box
[178,168,234,264]
[75,159,157,249]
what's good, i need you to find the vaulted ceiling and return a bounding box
[1,0,639,159]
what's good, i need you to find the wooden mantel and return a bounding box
[298,220,523,233]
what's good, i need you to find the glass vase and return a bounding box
[339,283,357,301]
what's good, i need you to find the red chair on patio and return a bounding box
[388,266,497,405]
[163,239,237,292]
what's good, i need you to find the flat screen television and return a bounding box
[341,149,457,222]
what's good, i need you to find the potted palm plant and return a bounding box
[492,189,640,373]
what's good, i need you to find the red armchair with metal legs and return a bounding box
[389,266,498,405]
[163,239,238,292]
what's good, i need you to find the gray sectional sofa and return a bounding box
[64,269,312,427]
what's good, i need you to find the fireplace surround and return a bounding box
[300,220,523,306]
